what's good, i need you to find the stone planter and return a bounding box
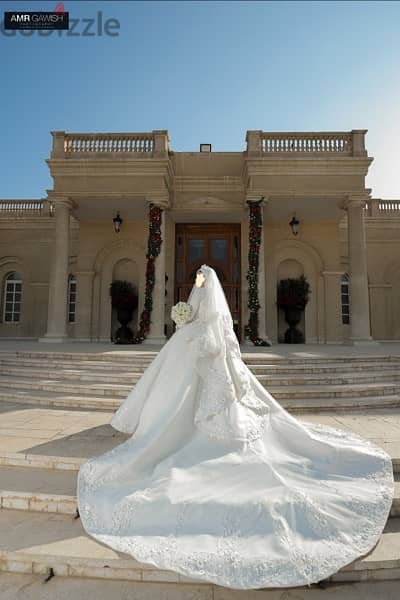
[283,306,304,344]
[114,306,134,344]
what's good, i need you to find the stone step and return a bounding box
[0,351,158,363]
[0,365,144,384]
[283,395,400,411]
[0,357,152,371]
[1,384,399,412]
[270,382,400,400]
[2,364,400,387]
[2,572,400,600]
[0,387,118,410]
[1,465,399,518]
[2,447,398,475]
[2,350,400,366]
[2,370,400,400]
[257,370,400,385]
[0,508,399,586]
[243,355,400,365]
[0,377,132,398]
[250,363,400,374]
[0,352,400,373]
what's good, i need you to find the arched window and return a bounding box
[68,274,77,323]
[341,273,350,324]
[2,271,22,322]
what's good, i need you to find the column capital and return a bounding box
[245,194,268,206]
[341,192,371,210]
[46,194,76,211]
[147,194,170,209]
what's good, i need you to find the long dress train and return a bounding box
[77,267,394,590]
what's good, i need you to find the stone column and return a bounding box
[321,271,344,343]
[243,195,271,346]
[143,200,168,345]
[74,270,96,341]
[39,197,73,343]
[342,194,378,345]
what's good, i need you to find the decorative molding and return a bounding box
[172,176,243,194]
[321,271,345,276]
[174,195,235,211]
[29,282,49,287]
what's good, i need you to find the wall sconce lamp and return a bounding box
[289,214,300,236]
[113,212,123,233]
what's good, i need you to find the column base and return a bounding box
[143,336,167,345]
[242,337,273,347]
[38,335,70,343]
[343,337,380,346]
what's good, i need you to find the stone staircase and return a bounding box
[0,351,400,412]
[1,349,400,597]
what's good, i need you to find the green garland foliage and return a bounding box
[132,203,163,343]
[244,199,270,346]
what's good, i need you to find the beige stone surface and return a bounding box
[0,128,400,345]
[0,508,399,587]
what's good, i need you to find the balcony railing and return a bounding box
[246,130,367,157]
[365,199,400,216]
[0,200,45,212]
[261,132,352,154]
[50,130,169,158]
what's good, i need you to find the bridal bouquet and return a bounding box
[171,301,193,328]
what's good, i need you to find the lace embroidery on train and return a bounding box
[190,313,271,444]
[81,421,394,589]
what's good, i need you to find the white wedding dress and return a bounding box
[77,265,394,590]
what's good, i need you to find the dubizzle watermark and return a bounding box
[1,2,120,36]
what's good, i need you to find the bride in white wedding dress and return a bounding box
[77,264,394,590]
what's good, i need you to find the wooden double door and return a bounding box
[174,223,241,340]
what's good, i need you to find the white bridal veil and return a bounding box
[185,264,273,444]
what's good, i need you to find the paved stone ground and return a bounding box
[0,572,400,599]
[0,401,399,461]
[1,338,400,358]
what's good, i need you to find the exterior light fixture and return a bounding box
[113,212,123,233]
[200,144,212,152]
[289,214,300,236]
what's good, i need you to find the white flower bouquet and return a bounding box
[171,301,193,329]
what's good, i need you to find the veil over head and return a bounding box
[187,264,233,332]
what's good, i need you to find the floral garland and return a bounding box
[132,203,163,343]
[244,199,271,346]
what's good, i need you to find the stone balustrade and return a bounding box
[246,129,368,156]
[0,199,45,212]
[50,130,170,158]
[365,199,400,216]
[261,131,352,154]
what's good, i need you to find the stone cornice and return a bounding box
[172,176,243,193]
[46,157,173,179]
[243,156,373,179]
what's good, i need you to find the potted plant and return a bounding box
[276,275,310,343]
[109,280,138,344]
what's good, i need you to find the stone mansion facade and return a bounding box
[0,128,399,345]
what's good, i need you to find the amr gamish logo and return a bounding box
[2,2,120,36]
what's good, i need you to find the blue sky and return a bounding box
[1,0,399,199]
